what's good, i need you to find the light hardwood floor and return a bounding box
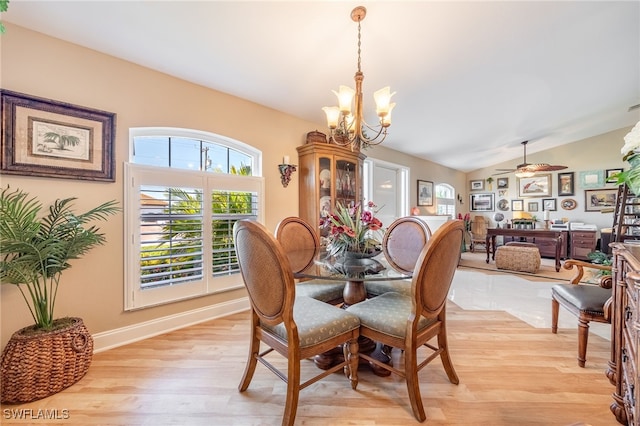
[0,298,618,425]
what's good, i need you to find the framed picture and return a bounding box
[527,202,539,212]
[498,189,508,197]
[517,174,551,198]
[606,168,624,183]
[584,188,618,212]
[470,193,494,212]
[579,170,604,189]
[558,172,574,196]
[417,180,433,206]
[542,198,557,211]
[1,90,116,181]
[511,199,524,211]
[496,177,509,189]
[470,179,484,191]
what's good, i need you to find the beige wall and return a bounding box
[466,128,630,230]
[0,24,467,350]
[1,23,630,351]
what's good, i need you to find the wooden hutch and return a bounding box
[297,132,366,243]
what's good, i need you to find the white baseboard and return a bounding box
[93,297,250,353]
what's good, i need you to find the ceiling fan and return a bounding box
[493,141,567,177]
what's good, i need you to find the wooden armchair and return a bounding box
[551,259,613,367]
[469,215,488,253]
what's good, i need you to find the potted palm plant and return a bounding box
[0,186,119,403]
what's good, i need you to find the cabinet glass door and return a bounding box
[336,159,356,207]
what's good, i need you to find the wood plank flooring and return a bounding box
[0,300,619,425]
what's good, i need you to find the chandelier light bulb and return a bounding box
[373,87,395,116]
[334,86,355,115]
[322,106,340,129]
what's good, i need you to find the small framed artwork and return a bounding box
[1,90,116,181]
[517,174,551,198]
[470,179,484,191]
[558,172,574,196]
[511,199,524,211]
[584,188,617,212]
[561,198,577,210]
[542,198,557,211]
[417,180,434,206]
[497,177,509,189]
[527,202,539,212]
[498,189,508,198]
[470,193,494,212]
[606,168,624,184]
[579,170,604,189]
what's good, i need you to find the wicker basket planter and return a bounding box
[1,317,93,404]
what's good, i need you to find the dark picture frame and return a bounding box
[1,90,116,181]
[606,168,624,183]
[584,188,617,212]
[496,177,509,189]
[557,172,574,196]
[542,198,557,211]
[417,180,433,206]
[470,193,494,212]
[470,179,484,191]
[527,202,539,212]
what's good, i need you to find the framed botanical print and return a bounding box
[417,180,433,206]
[557,172,574,196]
[470,193,494,212]
[517,174,551,198]
[527,202,539,212]
[511,199,524,211]
[1,90,116,181]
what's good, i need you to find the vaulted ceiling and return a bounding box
[4,1,639,172]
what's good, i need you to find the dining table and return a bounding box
[285,247,414,376]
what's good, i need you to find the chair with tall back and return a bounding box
[469,215,488,253]
[233,220,360,426]
[275,217,345,305]
[346,220,464,422]
[365,216,432,298]
[551,259,613,367]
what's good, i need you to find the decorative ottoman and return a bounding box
[495,243,541,273]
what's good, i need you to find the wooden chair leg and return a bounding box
[238,331,260,392]
[404,346,426,422]
[577,317,590,368]
[283,357,301,426]
[551,298,559,334]
[438,327,460,385]
[343,338,359,390]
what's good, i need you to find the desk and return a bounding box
[485,228,565,272]
[287,249,413,375]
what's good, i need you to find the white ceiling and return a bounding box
[4,1,640,172]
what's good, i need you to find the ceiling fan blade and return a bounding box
[492,170,513,176]
[494,168,516,171]
[520,163,568,173]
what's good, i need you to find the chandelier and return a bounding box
[322,6,395,151]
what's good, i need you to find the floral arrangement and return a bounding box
[320,201,384,257]
[457,212,471,231]
[616,121,640,195]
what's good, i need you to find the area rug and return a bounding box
[457,250,601,283]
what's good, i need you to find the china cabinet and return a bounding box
[609,242,640,425]
[297,141,365,242]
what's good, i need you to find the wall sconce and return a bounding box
[279,156,297,188]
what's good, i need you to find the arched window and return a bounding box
[435,183,456,216]
[125,128,264,310]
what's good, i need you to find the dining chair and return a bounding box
[233,220,360,426]
[365,216,432,298]
[551,259,613,367]
[346,220,464,422]
[275,217,345,305]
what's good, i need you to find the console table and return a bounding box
[486,228,565,272]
